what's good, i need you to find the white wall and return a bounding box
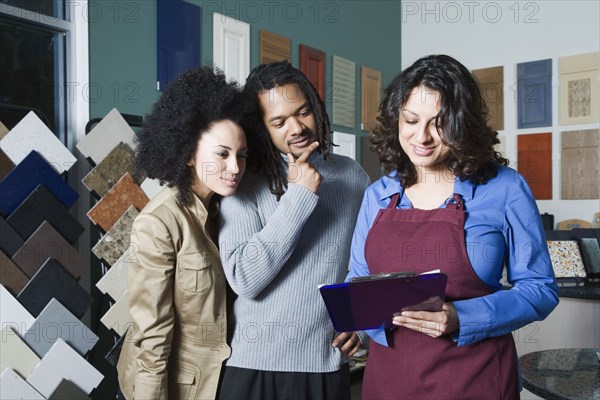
[401,0,600,224]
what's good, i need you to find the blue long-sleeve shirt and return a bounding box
[347,166,559,347]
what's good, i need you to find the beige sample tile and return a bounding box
[0,326,41,379]
[100,291,131,336]
[76,108,136,165]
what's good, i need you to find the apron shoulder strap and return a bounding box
[387,193,401,209]
[445,193,464,210]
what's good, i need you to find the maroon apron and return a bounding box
[362,193,519,400]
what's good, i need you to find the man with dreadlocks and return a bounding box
[218,61,370,399]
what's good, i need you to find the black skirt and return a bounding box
[218,364,351,400]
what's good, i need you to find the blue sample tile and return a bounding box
[6,185,84,244]
[17,258,92,318]
[0,150,78,216]
[0,215,23,257]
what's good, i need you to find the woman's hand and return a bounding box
[392,302,459,338]
[332,332,361,357]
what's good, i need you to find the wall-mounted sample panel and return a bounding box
[213,12,250,85]
[259,30,291,64]
[157,0,201,91]
[517,132,552,200]
[559,52,599,125]
[561,129,599,199]
[517,59,552,128]
[332,56,356,128]
[361,66,381,133]
[299,44,326,101]
[472,66,504,131]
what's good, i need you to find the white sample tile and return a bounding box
[26,339,103,397]
[100,291,131,336]
[1,284,34,335]
[23,298,99,358]
[140,177,164,200]
[0,326,41,379]
[0,368,45,400]
[76,108,136,165]
[95,252,129,301]
[0,111,77,174]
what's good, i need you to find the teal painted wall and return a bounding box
[89,0,402,158]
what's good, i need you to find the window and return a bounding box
[0,1,88,148]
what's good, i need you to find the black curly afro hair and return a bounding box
[134,65,247,205]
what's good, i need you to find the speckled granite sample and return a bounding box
[0,215,24,257]
[0,148,14,181]
[6,185,84,244]
[82,142,140,198]
[520,348,600,400]
[87,172,148,232]
[92,206,138,266]
[95,251,129,301]
[0,368,45,400]
[23,298,99,358]
[547,240,587,278]
[12,221,87,279]
[76,108,136,165]
[0,250,28,296]
[0,111,76,174]
[100,291,131,336]
[17,258,91,318]
[0,150,78,216]
[0,326,41,379]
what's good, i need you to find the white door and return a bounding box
[213,12,250,85]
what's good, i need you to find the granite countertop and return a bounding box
[558,283,600,300]
[503,283,600,301]
[520,348,600,400]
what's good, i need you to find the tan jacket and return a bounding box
[117,187,230,400]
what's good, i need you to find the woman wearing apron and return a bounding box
[347,55,559,400]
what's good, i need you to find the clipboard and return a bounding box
[319,272,448,332]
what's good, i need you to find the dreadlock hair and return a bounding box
[242,60,331,200]
[134,65,247,206]
[372,54,508,187]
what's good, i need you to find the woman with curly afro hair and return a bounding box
[346,55,558,399]
[117,65,250,400]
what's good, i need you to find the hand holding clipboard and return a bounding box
[319,271,447,332]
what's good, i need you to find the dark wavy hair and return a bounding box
[134,65,247,205]
[242,60,331,200]
[372,54,508,187]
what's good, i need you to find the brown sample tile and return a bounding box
[11,221,87,280]
[92,206,138,266]
[87,172,148,232]
[82,142,141,198]
[0,148,15,181]
[517,132,552,200]
[0,250,28,296]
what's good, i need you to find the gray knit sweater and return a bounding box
[219,153,369,373]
